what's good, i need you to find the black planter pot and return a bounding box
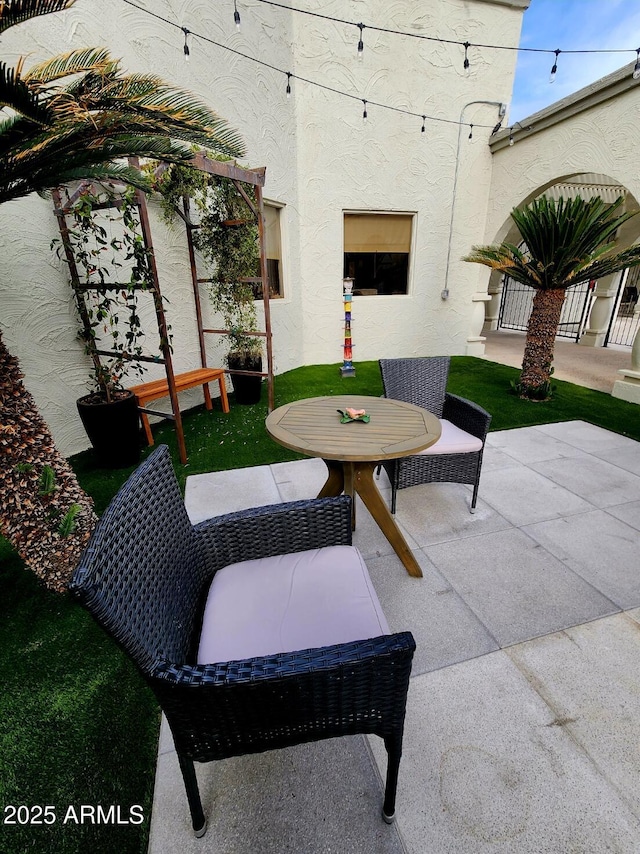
[228,355,263,405]
[77,391,141,468]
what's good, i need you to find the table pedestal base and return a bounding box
[318,459,423,578]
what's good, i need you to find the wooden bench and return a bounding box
[130,368,229,446]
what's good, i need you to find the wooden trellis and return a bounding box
[52,154,274,465]
[164,152,275,412]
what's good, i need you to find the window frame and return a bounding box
[343,210,416,297]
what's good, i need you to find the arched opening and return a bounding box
[484,173,640,350]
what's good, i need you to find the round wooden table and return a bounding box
[265,395,441,578]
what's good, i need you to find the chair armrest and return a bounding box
[443,393,492,441]
[152,632,415,686]
[193,496,353,572]
[150,631,415,760]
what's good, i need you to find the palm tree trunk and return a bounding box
[519,287,566,399]
[0,330,97,592]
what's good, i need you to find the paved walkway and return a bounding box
[149,421,640,854]
[482,329,632,393]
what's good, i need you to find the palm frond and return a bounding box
[0,61,51,123]
[466,195,640,291]
[0,0,74,34]
[0,41,245,203]
[24,47,114,85]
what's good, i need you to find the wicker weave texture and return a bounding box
[379,358,491,509]
[69,444,415,815]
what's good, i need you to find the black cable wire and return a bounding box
[120,0,499,130]
[252,0,638,57]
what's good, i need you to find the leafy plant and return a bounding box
[464,195,640,401]
[53,185,157,402]
[155,162,263,365]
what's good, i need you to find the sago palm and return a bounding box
[0,0,245,591]
[465,195,640,399]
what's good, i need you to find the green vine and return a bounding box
[53,185,158,401]
[155,162,263,366]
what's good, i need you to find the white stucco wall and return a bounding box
[0,0,525,455]
[485,62,640,245]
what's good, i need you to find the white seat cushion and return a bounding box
[416,419,483,456]
[197,545,389,664]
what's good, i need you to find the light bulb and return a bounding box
[286,73,291,99]
[234,3,241,31]
[549,50,560,83]
[633,50,640,80]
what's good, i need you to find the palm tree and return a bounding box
[1,0,245,591]
[464,194,640,399]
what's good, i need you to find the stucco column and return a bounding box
[611,310,640,405]
[578,272,620,348]
[466,293,492,356]
[483,271,503,332]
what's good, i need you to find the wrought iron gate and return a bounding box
[605,266,640,347]
[498,276,594,342]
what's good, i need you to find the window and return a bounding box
[253,202,283,299]
[344,213,413,295]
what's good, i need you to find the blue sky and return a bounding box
[510,0,640,122]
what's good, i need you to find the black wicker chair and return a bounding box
[70,445,415,838]
[379,357,491,513]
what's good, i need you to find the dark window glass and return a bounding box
[344,252,409,295]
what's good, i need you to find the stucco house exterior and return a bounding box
[2,0,638,458]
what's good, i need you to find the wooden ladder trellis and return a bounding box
[52,181,192,462]
[53,155,274,466]
[167,153,274,413]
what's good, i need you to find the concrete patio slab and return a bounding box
[607,499,640,530]
[366,553,499,675]
[523,510,640,609]
[531,453,640,508]
[478,464,593,526]
[368,649,640,854]
[506,613,640,821]
[393,482,511,547]
[150,731,404,854]
[593,443,640,477]
[536,420,639,454]
[270,456,328,498]
[486,424,585,465]
[476,443,522,472]
[426,527,618,646]
[184,465,280,523]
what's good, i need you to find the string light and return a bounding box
[362,99,368,123]
[233,0,241,31]
[468,124,473,140]
[507,121,531,146]
[181,27,190,61]
[549,48,560,82]
[120,0,502,135]
[357,23,365,60]
[463,42,470,72]
[286,71,292,98]
[421,115,426,133]
[634,48,640,80]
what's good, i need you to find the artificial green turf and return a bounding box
[0,537,158,854]
[2,355,639,853]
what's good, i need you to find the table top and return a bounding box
[265,395,441,462]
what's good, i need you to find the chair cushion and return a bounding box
[416,419,483,456]
[197,545,390,664]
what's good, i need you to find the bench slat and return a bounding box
[130,368,229,446]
